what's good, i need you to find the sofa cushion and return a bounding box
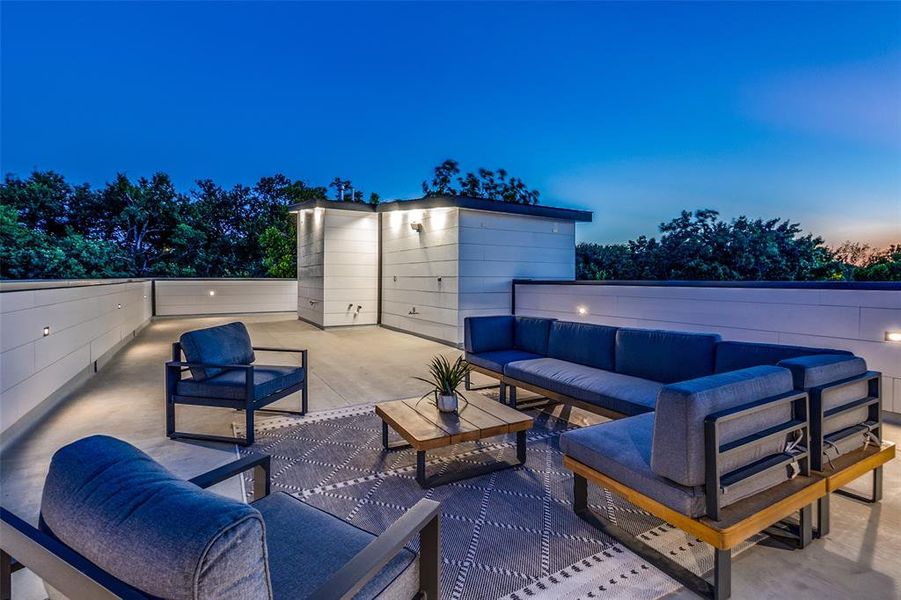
[562,414,794,518]
[466,349,543,374]
[546,321,617,371]
[464,316,514,354]
[777,354,867,390]
[504,358,660,416]
[615,328,719,383]
[254,492,417,600]
[715,341,851,374]
[40,436,271,600]
[177,365,305,401]
[514,317,555,355]
[562,414,706,517]
[180,322,256,381]
[651,365,795,488]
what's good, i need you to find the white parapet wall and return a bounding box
[514,282,901,414]
[0,280,153,437]
[155,279,298,316]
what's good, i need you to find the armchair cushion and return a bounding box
[546,321,618,371]
[466,349,543,374]
[615,328,719,383]
[253,492,418,600]
[177,365,305,401]
[650,365,794,488]
[504,358,660,416]
[180,322,256,381]
[715,341,851,374]
[39,436,271,600]
[464,316,514,353]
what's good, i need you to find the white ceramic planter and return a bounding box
[437,393,458,413]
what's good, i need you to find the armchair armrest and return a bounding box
[307,499,441,600]
[165,361,253,372]
[189,454,271,500]
[252,347,308,369]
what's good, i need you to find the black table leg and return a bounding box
[416,450,426,486]
[517,430,527,464]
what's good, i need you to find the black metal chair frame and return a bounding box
[808,371,883,537]
[166,343,308,446]
[572,389,815,600]
[1,454,441,600]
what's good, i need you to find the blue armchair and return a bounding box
[0,436,440,600]
[166,322,308,446]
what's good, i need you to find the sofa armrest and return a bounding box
[703,390,809,520]
[306,499,441,600]
[188,454,271,500]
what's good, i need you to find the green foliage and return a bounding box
[577,209,847,281]
[413,354,471,397]
[421,159,540,204]
[0,170,329,279]
[853,245,901,281]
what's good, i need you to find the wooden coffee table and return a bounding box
[375,392,534,488]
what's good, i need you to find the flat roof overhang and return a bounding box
[289,195,592,222]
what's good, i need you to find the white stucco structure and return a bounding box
[291,196,591,344]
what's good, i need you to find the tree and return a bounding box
[853,245,901,281]
[421,159,540,204]
[576,210,843,281]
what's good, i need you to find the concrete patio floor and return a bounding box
[2,313,899,599]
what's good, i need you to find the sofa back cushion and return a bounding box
[464,316,514,354]
[615,328,720,383]
[40,436,272,600]
[547,321,618,371]
[776,354,866,390]
[650,365,794,487]
[714,341,852,374]
[514,317,555,356]
[180,322,255,381]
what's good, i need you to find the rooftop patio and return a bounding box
[2,312,899,599]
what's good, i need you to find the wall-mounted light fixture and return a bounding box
[43,326,51,337]
[117,303,122,309]
[410,222,423,233]
[577,305,588,316]
[209,290,216,296]
[886,331,901,342]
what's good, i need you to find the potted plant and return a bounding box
[414,355,470,413]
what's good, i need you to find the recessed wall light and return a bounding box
[577,306,588,316]
[886,331,901,342]
[117,303,122,309]
[209,290,216,296]
[43,326,51,337]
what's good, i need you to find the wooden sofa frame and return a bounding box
[0,454,441,600]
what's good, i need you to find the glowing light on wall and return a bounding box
[886,331,901,342]
[577,305,588,316]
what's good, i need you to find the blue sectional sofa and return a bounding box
[465,314,889,599]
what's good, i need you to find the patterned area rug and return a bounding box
[236,403,736,600]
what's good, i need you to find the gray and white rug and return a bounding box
[236,404,736,600]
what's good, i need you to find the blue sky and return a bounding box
[2,2,899,247]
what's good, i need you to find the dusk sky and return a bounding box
[2,2,899,247]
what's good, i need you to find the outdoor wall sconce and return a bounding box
[117,304,122,309]
[886,331,901,342]
[43,326,51,337]
[410,222,423,232]
[577,305,588,316]
[209,290,216,296]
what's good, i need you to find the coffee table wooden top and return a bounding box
[375,392,533,451]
